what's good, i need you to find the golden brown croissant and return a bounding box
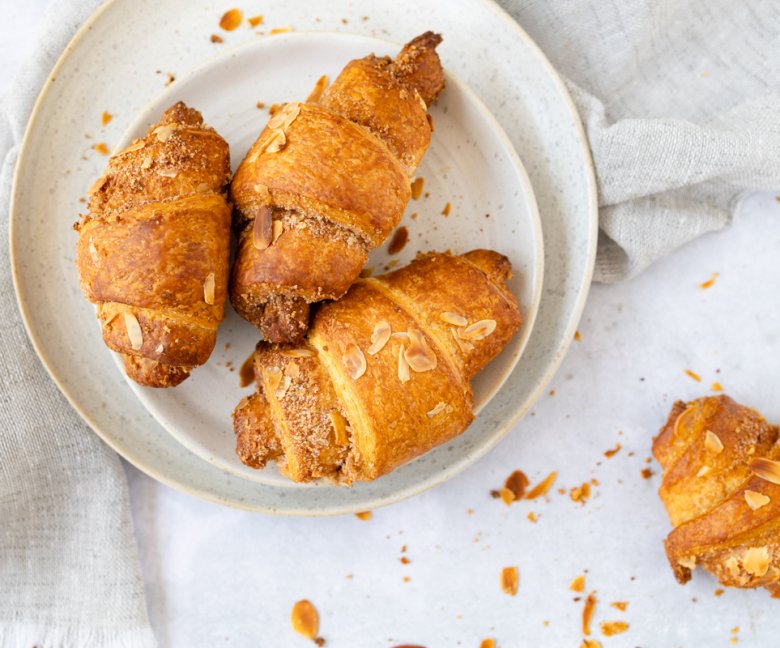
[233,250,521,484]
[229,32,445,344]
[75,102,232,387]
[654,395,780,596]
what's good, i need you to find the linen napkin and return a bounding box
[1,0,778,646]
[0,2,155,647]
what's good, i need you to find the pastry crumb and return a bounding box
[684,368,702,382]
[219,8,242,31]
[355,511,372,521]
[604,443,621,458]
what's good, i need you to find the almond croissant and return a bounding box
[75,102,232,387]
[229,32,445,344]
[233,250,521,484]
[654,395,780,597]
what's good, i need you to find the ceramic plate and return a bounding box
[10,0,597,514]
[112,33,543,484]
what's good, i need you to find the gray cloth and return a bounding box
[502,0,780,281]
[1,0,778,645]
[0,0,155,646]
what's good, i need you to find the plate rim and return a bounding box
[9,0,597,514]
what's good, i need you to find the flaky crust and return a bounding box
[229,32,445,343]
[233,250,521,484]
[75,102,231,387]
[654,395,780,596]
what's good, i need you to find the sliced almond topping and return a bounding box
[696,465,712,477]
[330,411,349,446]
[427,402,447,417]
[526,471,557,499]
[290,599,318,640]
[307,74,330,103]
[460,319,497,341]
[751,457,780,485]
[281,101,301,128]
[203,272,216,305]
[390,331,409,341]
[440,311,468,327]
[272,219,283,242]
[124,312,143,350]
[262,128,286,154]
[500,566,519,596]
[116,140,146,155]
[704,430,724,454]
[88,242,99,263]
[451,327,474,353]
[744,490,771,510]
[157,169,178,178]
[404,329,437,372]
[155,344,164,354]
[367,321,391,355]
[87,175,108,195]
[343,344,366,380]
[252,205,273,250]
[153,124,177,142]
[280,348,315,358]
[285,362,300,380]
[397,344,410,383]
[678,556,696,570]
[743,547,770,577]
[265,366,282,393]
[275,375,292,399]
[140,157,152,170]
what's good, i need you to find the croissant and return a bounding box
[229,32,445,344]
[233,250,521,484]
[654,395,780,596]
[75,102,232,387]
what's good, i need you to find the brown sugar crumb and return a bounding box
[570,482,591,504]
[699,272,719,289]
[479,640,495,648]
[219,8,243,31]
[270,26,293,35]
[489,490,500,499]
[582,592,597,635]
[269,103,282,116]
[239,353,255,388]
[711,381,724,392]
[387,226,409,255]
[290,599,318,640]
[604,443,621,458]
[574,330,582,341]
[92,142,109,155]
[355,511,372,521]
[640,467,654,479]
[610,601,628,611]
[684,368,702,382]
[501,566,519,596]
[441,202,451,216]
[256,101,265,109]
[714,588,724,596]
[527,512,538,523]
[526,471,557,499]
[101,111,112,126]
[600,621,628,637]
[248,15,263,27]
[410,177,424,200]
[210,34,224,43]
[570,575,586,592]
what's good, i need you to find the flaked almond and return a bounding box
[265,366,282,393]
[307,74,329,103]
[157,169,178,178]
[252,205,274,250]
[153,124,177,142]
[367,321,391,355]
[743,547,770,577]
[500,566,519,596]
[751,457,780,485]
[89,241,99,263]
[155,343,164,354]
[405,329,437,372]
[140,157,153,169]
[116,140,146,155]
[330,411,349,446]
[427,402,447,417]
[451,327,474,352]
[124,312,143,350]
[343,344,366,380]
[678,556,696,570]
[460,319,497,341]
[744,490,771,510]
[526,471,557,499]
[440,311,468,327]
[391,331,409,341]
[272,220,283,242]
[696,465,712,477]
[397,344,410,383]
[704,430,724,454]
[263,129,286,153]
[600,622,628,637]
[280,348,315,358]
[290,599,318,640]
[203,272,216,305]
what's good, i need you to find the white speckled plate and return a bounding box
[112,33,543,484]
[10,0,597,514]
